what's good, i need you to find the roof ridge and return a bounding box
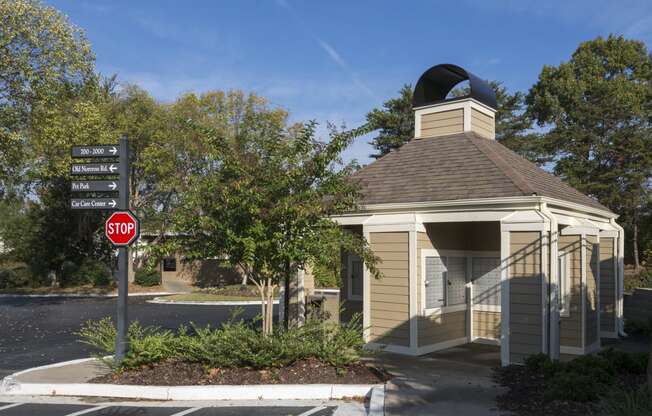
[467,134,536,196]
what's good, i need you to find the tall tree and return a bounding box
[0,0,95,196]
[366,84,414,159]
[366,82,539,161]
[159,94,380,334]
[526,35,652,268]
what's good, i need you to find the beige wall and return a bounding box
[368,232,410,347]
[509,231,543,364]
[424,222,500,252]
[419,108,464,138]
[474,310,501,339]
[585,236,599,346]
[600,237,616,333]
[418,311,466,346]
[559,235,583,348]
[470,108,495,139]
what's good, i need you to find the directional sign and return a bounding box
[71,163,119,175]
[71,145,119,158]
[71,180,119,192]
[70,198,118,210]
[105,210,140,246]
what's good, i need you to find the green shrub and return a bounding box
[522,348,650,403]
[601,385,652,416]
[60,260,111,287]
[0,266,33,289]
[135,268,161,286]
[77,312,366,371]
[624,318,652,337]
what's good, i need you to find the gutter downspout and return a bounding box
[610,218,626,337]
[539,202,560,360]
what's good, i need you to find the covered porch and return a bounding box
[335,206,624,366]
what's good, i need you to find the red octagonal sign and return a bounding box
[105,210,140,247]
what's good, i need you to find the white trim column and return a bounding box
[500,230,510,366]
[409,230,418,350]
[362,227,371,343]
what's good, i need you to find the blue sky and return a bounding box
[49,0,652,165]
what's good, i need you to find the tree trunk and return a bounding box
[633,222,640,270]
[284,260,290,329]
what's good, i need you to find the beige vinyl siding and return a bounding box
[509,231,543,364]
[420,109,464,138]
[473,310,500,339]
[470,108,495,139]
[559,235,583,348]
[599,238,616,333]
[369,232,410,346]
[585,236,599,346]
[418,311,467,346]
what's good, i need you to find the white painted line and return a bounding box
[0,403,23,411]
[0,292,180,298]
[64,405,109,416]
[169,408,202,416]
[297,406,326,416]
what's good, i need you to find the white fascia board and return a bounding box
[330,215,372,226]
[364,213,419,226]
[501,210,547,231]
[413,97,495,115]
[419,211,512,223]
[359,196,616,220]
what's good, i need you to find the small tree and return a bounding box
[166,114,379,335]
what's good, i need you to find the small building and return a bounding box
[328,64,624,366]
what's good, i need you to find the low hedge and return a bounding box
[135,268,161,286]
[524,349,648,403]
[77,312,365,370]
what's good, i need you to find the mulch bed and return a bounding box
[91,358,389,386]
[494,365,598,416]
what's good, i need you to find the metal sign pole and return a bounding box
[115,137,130,362]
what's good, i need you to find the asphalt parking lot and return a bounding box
[0,403,338,416]
[0,296,271,378]
[0,403,337,416]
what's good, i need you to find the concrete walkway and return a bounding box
[368,343,511,416]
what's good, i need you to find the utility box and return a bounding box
[307,288,340,323]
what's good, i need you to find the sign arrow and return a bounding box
[70,198,119,210]
[71,163,119,176]
[71,180,121,192]
[109,164,117,173]
[109,146,118,155]
[109,200,117,208]
[109,181,117,190]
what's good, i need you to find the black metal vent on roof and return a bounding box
[412,64,497,109]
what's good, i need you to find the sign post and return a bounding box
[116,137,130,362]
[70,137,138,364]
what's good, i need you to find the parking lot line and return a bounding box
[169,408,202,416]
[297,406,326,416]
[64,405,109,416]
[0,404,22,412]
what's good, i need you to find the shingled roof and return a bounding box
[352,132,611,213]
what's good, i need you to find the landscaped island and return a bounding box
[78,314,388,386]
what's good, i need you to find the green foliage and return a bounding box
[77,313,366,371]
[527,34,652,267]
[134,268,161,287]
[0,266,33,289]
[601,385,652,416]
[624,268,652,293]
[624,318,652,338]
[60,259,111,287]
[366,84,415,159]
[523,349,648,403]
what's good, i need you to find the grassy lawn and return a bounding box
[160,284,279,302]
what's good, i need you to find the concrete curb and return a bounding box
[1,358,384,402]
[368,386,385,416]
[148,298,280,306]
[0,292,180,298]
[1,381,381,401]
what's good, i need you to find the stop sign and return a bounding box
[105,210,140,247]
